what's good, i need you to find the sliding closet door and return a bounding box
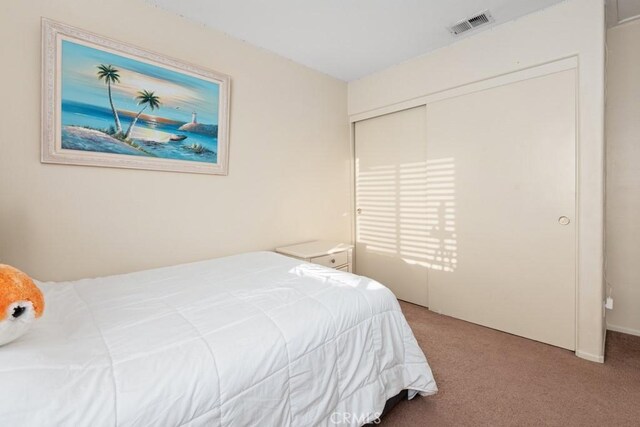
[426,70,576,350]
[354,106,429,306]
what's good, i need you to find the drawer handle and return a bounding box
[331,258,336,264]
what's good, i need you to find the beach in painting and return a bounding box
[60,40,220,164]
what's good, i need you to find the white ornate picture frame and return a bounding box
[42,18,231,175]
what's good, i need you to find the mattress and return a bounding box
[0,251,437,426]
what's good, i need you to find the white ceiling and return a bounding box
[146,0,566,81]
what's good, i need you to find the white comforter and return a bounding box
[0,252,437,426]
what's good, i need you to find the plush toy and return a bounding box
[0,265,44,346]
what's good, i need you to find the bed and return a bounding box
[0,251,437,426]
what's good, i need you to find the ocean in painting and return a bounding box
[60,40,220,164]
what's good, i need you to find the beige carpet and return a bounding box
[382,302,640,427]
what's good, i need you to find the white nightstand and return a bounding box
[275,240,354,272]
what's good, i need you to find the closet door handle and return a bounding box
[558,216,570,225]
[356,208,362,215]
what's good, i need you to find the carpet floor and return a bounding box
[382,301,640,427]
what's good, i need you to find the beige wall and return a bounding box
[605,19,640,336]
[0,0,350,281]
[348,0,606,362]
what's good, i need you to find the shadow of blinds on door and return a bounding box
[355,106,433,306]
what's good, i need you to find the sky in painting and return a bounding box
[61,39,220,125]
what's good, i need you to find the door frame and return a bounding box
[348,56,597,360]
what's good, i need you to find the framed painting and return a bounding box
[42,19,230,175]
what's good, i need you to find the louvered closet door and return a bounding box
[354,106,429,306]
[426,70,576,350]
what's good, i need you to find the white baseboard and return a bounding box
[576,324,640,364]
[575,350,605,363]
[607,323,640,337]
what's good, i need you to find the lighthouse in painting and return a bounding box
[178,111,217,136]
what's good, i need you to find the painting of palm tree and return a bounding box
[124,90,161,139]
[58,38,222,164]
[96,64,123,135]
[43,20,230,174]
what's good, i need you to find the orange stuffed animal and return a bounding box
[0,265,44,346]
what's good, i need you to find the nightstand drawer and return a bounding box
[311,251,348,268]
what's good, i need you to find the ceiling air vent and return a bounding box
[448,10,494,35]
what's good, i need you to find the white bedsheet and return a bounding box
[0,251,437,426]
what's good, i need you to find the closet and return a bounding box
[354,69,576,350]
